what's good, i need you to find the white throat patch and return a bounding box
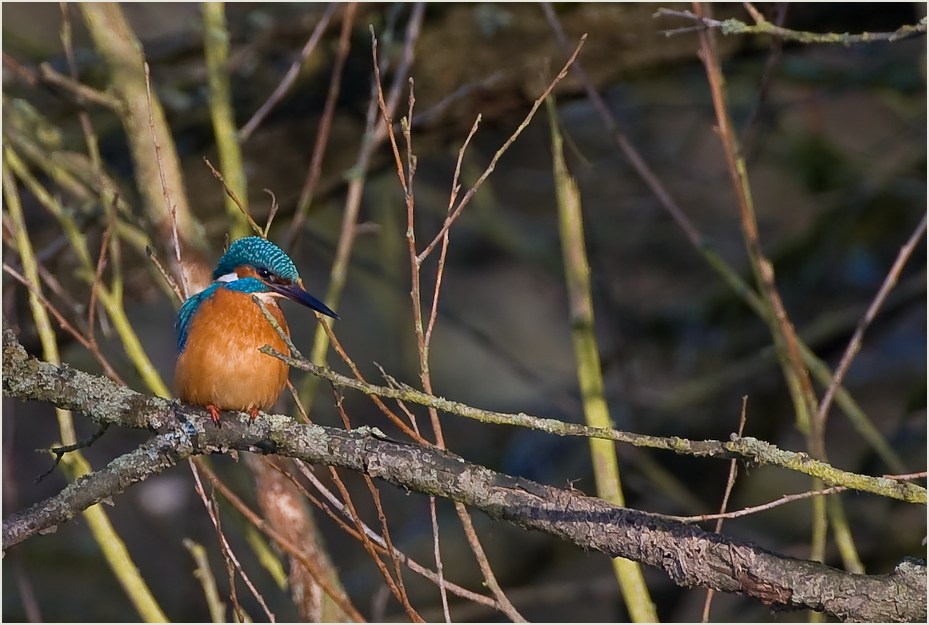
[253,291,282,303]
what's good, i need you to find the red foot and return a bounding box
[248,407,260,419]
[207,404,221,425]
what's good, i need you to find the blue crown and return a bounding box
[212,237,300,282]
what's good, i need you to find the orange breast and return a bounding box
[175,288,291,412]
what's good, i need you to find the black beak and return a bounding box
[271,281,339,319]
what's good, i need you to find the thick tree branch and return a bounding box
[2,328,926,621]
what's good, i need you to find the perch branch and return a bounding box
[2,329,925,621]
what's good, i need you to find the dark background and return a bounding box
[2,3,926,622]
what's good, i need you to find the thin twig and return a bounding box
[87,199,117,340]
[143,62,187,299]
[203,157,263,236]
[813,214,927,435]
[2,263,124,383]
[59,2,105,167]
[35,424,110,484]
[262,189,279,238]
[370,24,529,618]
[325,453,423,622]
[322,321,424,439]
[655,7,928,44]
[288,460,501,610]
[674,472,929,523]
[329,386,418,618]
[286,2,357,250]
[668,487,848,523]
[238,3,339,141]
[37,61,121,110]
[189,460,275,622]
[702,395,749,622]
[418,34,589,261]
[300,4,426,416]
[431,496,450,623]
[411,71,505,129]
[191,458,364,621]
[145,245,184,304]
[739,3,789,150]
[372,29,520,621]
[2,51,38,85]
[425,114,481,353]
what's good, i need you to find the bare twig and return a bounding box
[59,1,108,171]
[325,455,423,622]
[2,51,38,85]
[289,460,501,610]
[286,2,358,250]
[238,4,339,141]
[145,245,184,304]
[425,114,481,353]
[87,199,117,340]
[262,189,279,237]
[189,460,275,622]
[739,3,789,150]
[203,157,263,236]
[370,26,528,621]
[37,61,120,111]
[300,3,425,413]
[669,472,929,524]
[2,263,124,384]
[670,487,848,523]
[191,458,364,622]
[418,34,589,261]
[702,395,749,622]
[814,214,927,435]
[655,7,928,44]
[321,320,423,439]
[411,71,505,129]
[143,62,187,299]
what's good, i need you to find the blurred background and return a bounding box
[2,3,926,622]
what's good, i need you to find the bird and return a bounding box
[174,236,338,424]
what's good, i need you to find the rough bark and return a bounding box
[2,327,926,622]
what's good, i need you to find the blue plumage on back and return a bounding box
[212,237,299,281]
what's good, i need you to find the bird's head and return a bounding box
[213,236,338,319]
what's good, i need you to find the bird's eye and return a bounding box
[256,267,287,285]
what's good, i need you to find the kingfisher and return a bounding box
[174,236,337,424]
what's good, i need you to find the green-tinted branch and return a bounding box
[548,96,657,622]
[656,8,927,44]
[3,157,168,623]
[202,2,250,239]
